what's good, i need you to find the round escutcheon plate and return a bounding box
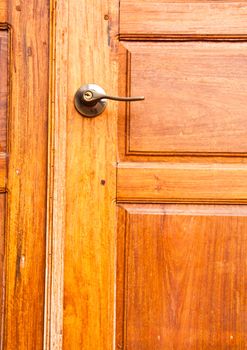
[74,84,107,118]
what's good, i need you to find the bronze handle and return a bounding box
[74,84,144,117]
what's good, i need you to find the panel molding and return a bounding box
[119,34,247,41]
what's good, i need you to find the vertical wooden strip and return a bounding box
[0,26,7,349]
[5,0,49,348]
[0,195,5,350]
[116,206,127,350]
[62,0,119,349]
[46,0,119,348]
[0,1,7,22]
[44,0,68,349]
[0,30,7,154]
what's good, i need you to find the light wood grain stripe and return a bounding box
[117,163,247,203]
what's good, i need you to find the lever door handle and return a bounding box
[74,84,144,117]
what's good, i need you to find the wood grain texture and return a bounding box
[46,0,247,349]
[0,195,5,349]
[62,0,119,349]
[117,163,247,203]
[0,157,6,192]
[5,0,49,348]
[0,30,7,154]
[0,29,7,346]
[0,1,7,22]
[120,1,247,37]
[44,1,68,349]
[117,204,247,349]
[0,30,7,191]
[119,42,247,156]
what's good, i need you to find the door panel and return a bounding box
[117,204,247,349]
[120,1,247,36]
[120,42,247,155]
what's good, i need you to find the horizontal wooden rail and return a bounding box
[117,162,247,203]
[120,1,247,36]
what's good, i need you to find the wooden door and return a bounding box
[46,0,247,349]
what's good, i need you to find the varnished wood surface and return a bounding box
[0,157,6,192]
[5,0,49,348]
[0,30,8,190]
[0,31,7,154]
[119,42,247,156]
[46,0,247,349]
[0,196,5,350]
[44,0,67,348]
[61,0,119,349]
[0,1,7,22]
[120,1,247,37]
[117,204,247,349]
[117,163,247,203]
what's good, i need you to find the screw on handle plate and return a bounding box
[74,84,145,118]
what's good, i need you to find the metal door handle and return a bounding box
[74,84,144,118]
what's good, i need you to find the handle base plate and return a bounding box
[74,84,107,118]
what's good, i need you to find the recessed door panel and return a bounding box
[119,42,247,156]
[117,204,247,349]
